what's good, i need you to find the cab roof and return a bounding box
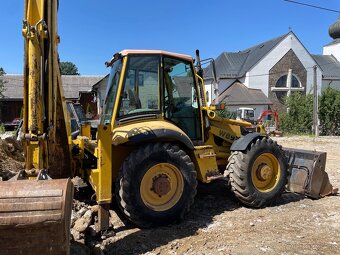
[119,49,193,62]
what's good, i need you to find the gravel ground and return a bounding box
[0,136,24,180]
[71,136,340,255]
[1,135,339,255]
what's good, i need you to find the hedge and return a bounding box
[280,88,340,136]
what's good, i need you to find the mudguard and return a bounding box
[230,132,263,151]
[112,120,194,150]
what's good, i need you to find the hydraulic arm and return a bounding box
[22,0,71,177]
[0,1,73,254]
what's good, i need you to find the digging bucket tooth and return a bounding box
[285,148,335,198]
[0,179,73,255]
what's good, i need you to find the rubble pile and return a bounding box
[0,137,24,180]
[70,200,118,255]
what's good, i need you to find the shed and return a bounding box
[0,75,104,123]
[213,81,272,119]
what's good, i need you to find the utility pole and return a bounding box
[313,65,319,136]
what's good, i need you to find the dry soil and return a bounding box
[1,136,339,255]
[72,136,340,255]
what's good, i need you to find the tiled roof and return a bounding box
[213,81,272,106]
[312,55,340,79]
[204,32,290,79]
[1,75,23,99]
[1,75,104,100]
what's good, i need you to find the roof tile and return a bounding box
[1,75,105,99]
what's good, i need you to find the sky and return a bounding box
[0,0,339,75]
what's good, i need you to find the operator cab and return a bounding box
[102,50,203,141]
[236,107,255,123]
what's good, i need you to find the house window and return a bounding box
[276,74,300,88]
[206,91,209,103]
[272,74,303,103]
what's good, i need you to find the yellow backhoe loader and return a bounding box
[0,1,335,254]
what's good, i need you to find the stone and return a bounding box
[71,229,81,241]
[87,224,98,237]
[73,210,93,233]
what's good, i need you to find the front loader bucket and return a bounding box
[284,148,335,199]
[0,179,73,255]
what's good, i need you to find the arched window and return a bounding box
[273,74,301,103]
[276,74,300,88]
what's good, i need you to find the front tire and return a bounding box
[115,143,197,228]
[225,137,287,208]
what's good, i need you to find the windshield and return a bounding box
[117,55,160,119]
[101,59,122,125]
[245,110,254,119]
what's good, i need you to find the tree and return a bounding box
[0,67,6,98]
[319,87,340,136]
[60,61,80,75]
[280,92,313,134]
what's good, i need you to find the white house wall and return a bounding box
[323,43,340,62]
[204,79,235,105]
[247,33,322,95]
[322,79,340,90]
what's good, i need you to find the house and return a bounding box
[0,75,104,124]
[204,31,321,113]
[313,16,340,90]
[212,81,272,119]
[204,17,340,114]
[312,55,340,90]
[0,75,23,124]
[323,16,340,62]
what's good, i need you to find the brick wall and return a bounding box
[268,49,307,112]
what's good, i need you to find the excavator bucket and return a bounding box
[285,148,335,198]
[0,179,73,255]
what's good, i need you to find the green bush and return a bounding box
[280,89,340,136]
[216,108,237,119]
[319,87,340,136]
[280,92,313,134]
[0,123,5,134]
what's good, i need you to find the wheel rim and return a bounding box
[251,153,280,192]
[140,163,184,211]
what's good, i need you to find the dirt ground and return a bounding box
[76,136,340,255]
[0,137,24,180]
[1,136,339,254]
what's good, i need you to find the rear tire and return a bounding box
[225,137,287,208]
[115,143,197,228]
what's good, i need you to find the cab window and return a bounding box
[163,57,202,140]
[117,55,160,118]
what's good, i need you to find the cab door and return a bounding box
[163,56,202,142]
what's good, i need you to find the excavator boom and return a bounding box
[0,0,73,254]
